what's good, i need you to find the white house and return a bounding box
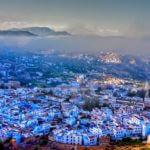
[55,132,82,145]
[89,127,102,137]
[83,134,98,146]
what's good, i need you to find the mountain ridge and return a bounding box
[5,27,71,37]
[0,30,37,36]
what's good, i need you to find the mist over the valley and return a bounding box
[0,35,149,56]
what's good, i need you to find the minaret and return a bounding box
[144,81,149,101]
[142,124,146,138]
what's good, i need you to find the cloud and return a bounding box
[0,35,149,55]
[0,36,31,48]
[0,21,30,30]
[122,21,150,38]
[66,24,121,37]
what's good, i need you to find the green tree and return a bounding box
[137,89,146,101]
[83,97,100,111]
[127,90,136,97]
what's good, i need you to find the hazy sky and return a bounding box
[0,0,150,37]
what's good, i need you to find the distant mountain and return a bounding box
[0,30,37,37]
[10,27,71,36]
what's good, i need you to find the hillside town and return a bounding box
[0,51,150,149]
[0,73,150,149]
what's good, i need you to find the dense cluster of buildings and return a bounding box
[53,103,150,146]
[0,75,150,147]
[0,51,150,149]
